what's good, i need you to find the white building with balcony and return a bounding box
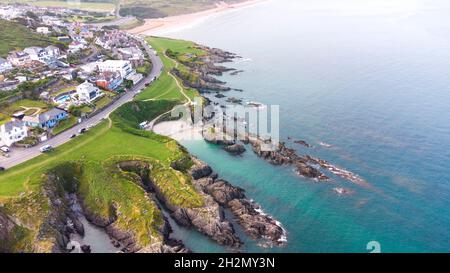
[98,60,134,78]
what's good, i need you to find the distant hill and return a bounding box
[0,20,52,57]
[8,0,246,19]
[119,0,247,18]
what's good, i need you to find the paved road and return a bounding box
[0,38,163,170]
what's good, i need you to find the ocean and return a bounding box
[160,0,450,252]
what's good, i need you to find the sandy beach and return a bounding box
[127,0,266,36]
[152,120,204,141]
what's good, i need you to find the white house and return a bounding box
[0,120,28,147]
[68,41,86,54]
[45,45,61,59]
[0,57,13,74]
[23,46,60,64]
[37,27,51,35]
[76,81,103,103]
[98,60,134,78]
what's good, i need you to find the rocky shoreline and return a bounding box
[168,45,242,93]
[188,157,286,247]
[170,44,370,191]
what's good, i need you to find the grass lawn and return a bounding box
[52,116,78,135]
[93,95,113,110]
[0,20,52,57]
[1,99,51,116]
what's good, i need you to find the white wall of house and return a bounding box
[98,60,134,78]
[76,82,103,103]
[0,121,28,147]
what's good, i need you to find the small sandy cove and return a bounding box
[127,0,266,36]
[152,119,204,142]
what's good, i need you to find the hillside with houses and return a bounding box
[0,4,149,153]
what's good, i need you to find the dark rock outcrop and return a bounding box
[189,158,286,247]
[223,144,246,155]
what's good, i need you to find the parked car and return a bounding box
[0,167,5,171]
[40,145,53,153]
[78,128,86,134]
[70,134,77,139]
[0,146,10,153]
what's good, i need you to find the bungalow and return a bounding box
[0,57,13,74]
[76,81,103,103]
[7,51,31,67]
[22,108,68,129]
[0,120,28,147]
[96,72,123,91]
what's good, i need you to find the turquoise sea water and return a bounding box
[162,0,450,252]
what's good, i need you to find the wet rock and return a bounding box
[226,97,243,104]
[295,162,328,180]
[81,245,91,253]
[204,180,246,206]
[228,199,285,246]
[294,140,311,148]
[189,157,213,179]
[223,144,246,155]
[214,93,226,98]
[190,159,286,247]
[68,213,84,236]
[230,70,244,76]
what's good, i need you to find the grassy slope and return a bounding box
[5,1,116,12]
[0,20,53,57]
[135,37,202,101]
[0,37,211,252]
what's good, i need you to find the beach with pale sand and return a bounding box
[127,0,266,36]
[152,120,204,141]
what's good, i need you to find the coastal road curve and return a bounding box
[0,40,163,170]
